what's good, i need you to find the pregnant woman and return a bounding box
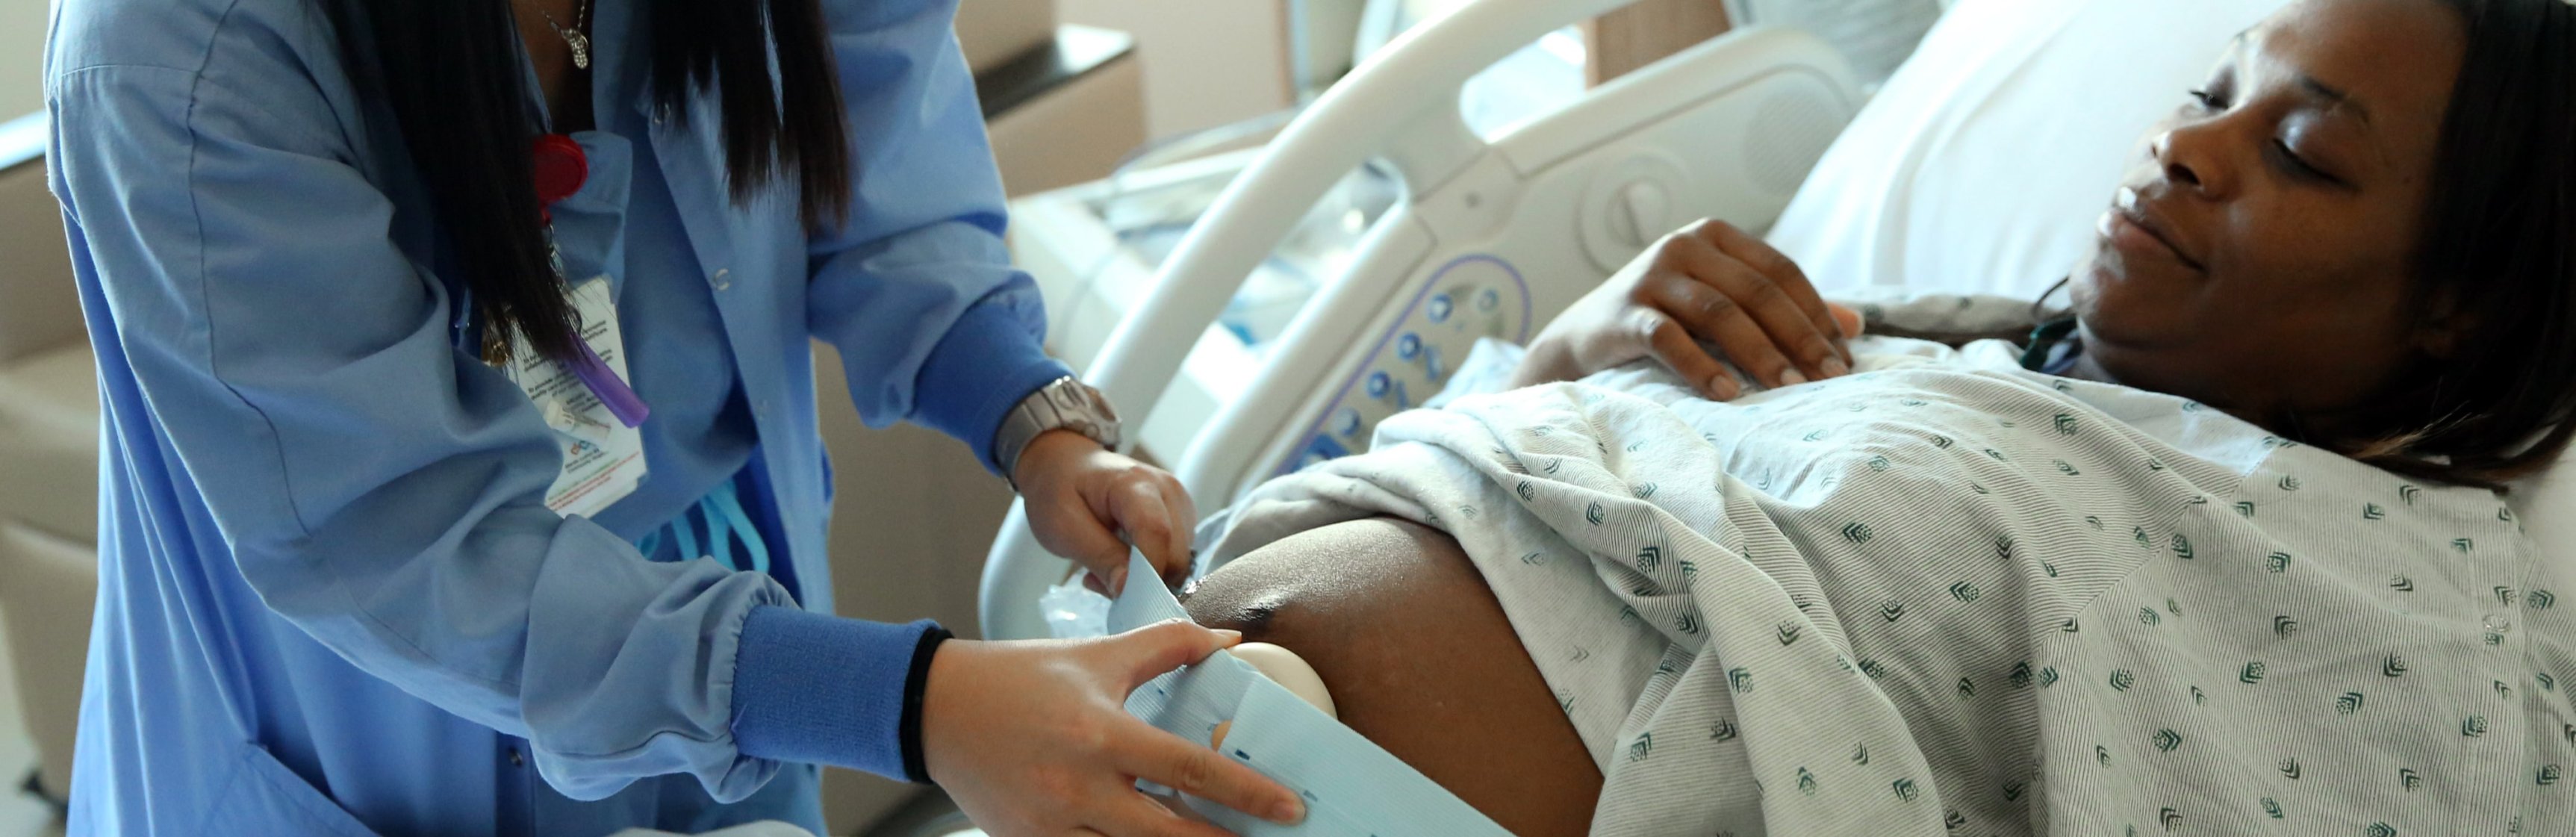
[1175,0,2575,833]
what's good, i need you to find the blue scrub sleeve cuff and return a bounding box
[912,302,1074,475]
[730,606,943,782]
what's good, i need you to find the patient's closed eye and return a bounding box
[2187,69,2237,112]
[2271,140,2340,184]
[2181,82,2348,187]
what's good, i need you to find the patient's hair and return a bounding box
[2341,0,2576,489]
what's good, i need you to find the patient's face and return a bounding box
[2068,0,2465,423]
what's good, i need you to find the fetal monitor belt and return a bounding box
[1110,551,1514,836]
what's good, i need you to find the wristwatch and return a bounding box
[993,376,1124,487]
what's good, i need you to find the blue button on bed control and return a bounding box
[1427,294,1453,323]
[1367,371,1392,399]
[1297,434,1349,471]
[1336,408,1362,437]
[1425,347,1446,382]
[1476,288,1500,313]
[1397,333,1422,361]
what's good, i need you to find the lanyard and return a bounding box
[530,133,650,429]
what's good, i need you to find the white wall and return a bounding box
[1060,0,1292,140]
[0,0,45,119]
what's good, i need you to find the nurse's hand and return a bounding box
[1016,430,1198,596]
[1513,219,1864,399]
[921,620,1306,837]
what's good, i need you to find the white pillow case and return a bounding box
[1767,0,2289,297]
[1763,0,2565,550]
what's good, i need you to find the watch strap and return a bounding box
[994,377,1122,485]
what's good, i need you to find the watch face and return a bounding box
[1050,380,1121,449]
[1042,382,1080,411]
[1051,380,1118,423]
[1080,385,1120,423]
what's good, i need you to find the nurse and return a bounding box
[42,0,1302,835]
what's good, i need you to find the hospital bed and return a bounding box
[983,0,2576,643]
[984,0,1866,639]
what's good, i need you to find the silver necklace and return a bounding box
[530,0,594,70]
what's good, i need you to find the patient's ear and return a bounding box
[2413,288,2474,359]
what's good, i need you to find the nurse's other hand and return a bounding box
[1016,430,1198,596]
[1512,219,1864,399]
[921,620,1306,837]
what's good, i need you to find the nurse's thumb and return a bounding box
[1111,620,1243,689]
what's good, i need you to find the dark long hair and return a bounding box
[2331,0,2576,489]
[320,0,852,364]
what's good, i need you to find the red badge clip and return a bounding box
[531,134,588,223]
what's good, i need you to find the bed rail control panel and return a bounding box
[1194,37,1859,502]
[1286,255,1531,473]
[1242,45,1858,492]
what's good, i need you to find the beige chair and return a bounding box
[0,113,96,807]
[0,525,90,809]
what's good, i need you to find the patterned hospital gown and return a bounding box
[1204,337,2574,836]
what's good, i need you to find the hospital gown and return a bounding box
[1204,337,2572,836]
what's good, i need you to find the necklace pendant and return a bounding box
[564,29,591,70]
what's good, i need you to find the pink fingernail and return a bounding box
[1272,800,1305,824]
[1822,358,1850,378]
[1710,374,1740,400]
[1780,370,1809,387]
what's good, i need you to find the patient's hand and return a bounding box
[1513,219,1861,399]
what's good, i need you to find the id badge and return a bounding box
[499,276,648,518]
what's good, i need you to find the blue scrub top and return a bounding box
[41,0,1072,833]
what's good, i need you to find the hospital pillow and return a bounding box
[1761,0,2572,564]
[1767,0,2289,298]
